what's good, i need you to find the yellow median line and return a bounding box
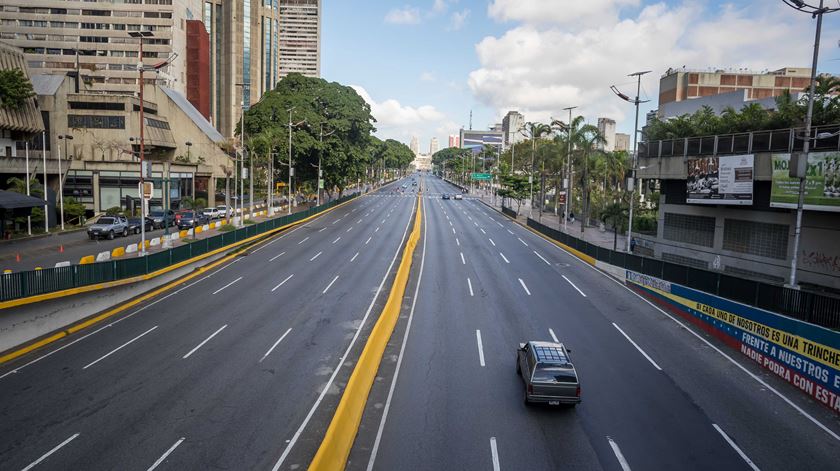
[484,200,596,266]
[0,196,361,366]
[308,192,423,471]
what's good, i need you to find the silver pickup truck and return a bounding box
[87,216,129,240]
[516,340,581,406]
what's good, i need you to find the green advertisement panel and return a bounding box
[771,152,840,212]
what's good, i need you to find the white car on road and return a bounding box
[202,207,221,219]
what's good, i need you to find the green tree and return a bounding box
[62,197,86,225]
[497,174,529,213]
[0,68,35,110]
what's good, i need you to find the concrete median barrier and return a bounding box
[150,237,160,247]
[111,247,125,258]
[195,226,203,235]
[54,261,70,268]
[126,243,138,254]
[95,251,110,262]
[79,255,95,265]
[179,230,188,238]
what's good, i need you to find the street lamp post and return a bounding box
[318,123,335,207]
[56,134,73,230]
[783,0,837,288]
[612,70,651,253]
[128,30,154,255]
[561,106,577,234]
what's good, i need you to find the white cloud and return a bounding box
[420,71,436,82]
[471,0,831,131]
[352,85,450,145]
[432,0,448,13]
[448,9,470,31]
[385,6,422,24]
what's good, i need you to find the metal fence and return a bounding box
[527,218,840,330]
[0,194,359,304]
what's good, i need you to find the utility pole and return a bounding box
[42,131,47,233]
[318,123,335,207]
[562,106,577,234]
[129,31,153,254]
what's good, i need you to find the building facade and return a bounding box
[278,0,320,78]
[615,132,630,152]
[501,111,524,150]
[597,117,616,151]
[409,136,419,155]
[659,67,812,107]
[185,19,210,119]
[429,137,439,155]
[448,134,459,148]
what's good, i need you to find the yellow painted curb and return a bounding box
[79,255,95,265]
[308,194,422,471]
[0,196,362,365]
[111,247,125,258]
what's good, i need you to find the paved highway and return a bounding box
[0,178,417,470]
[351,175,840,471]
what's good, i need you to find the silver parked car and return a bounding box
[87,216,129,240]
[516,341,581,406]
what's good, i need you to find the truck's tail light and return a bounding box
[576,385,581,397]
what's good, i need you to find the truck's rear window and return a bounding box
[533,365,577,383]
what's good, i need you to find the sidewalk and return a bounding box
[476,194,629,252]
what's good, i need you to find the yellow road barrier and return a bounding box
[111,247,125,258]
[79,255,95,265]
[308,194,423,471]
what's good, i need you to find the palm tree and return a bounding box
[575,124,606,234]
[522,122,552,215]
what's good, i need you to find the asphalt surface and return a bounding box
[0,178,418,470]
[351,175,840,471]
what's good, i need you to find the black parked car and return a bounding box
[176,211,210,230]
[149,209,176,228]
[127,217,155,234]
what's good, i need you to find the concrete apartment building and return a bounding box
[597,117,616,151]
[448,134,459,148]
[429,137,439,155]
[501,110,524,150]
[409,136,419,155]
[615,132,630,152]
[658,67,812,106]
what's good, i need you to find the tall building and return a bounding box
[409,136,419,155]
[185,19,210,119]
[659,66,812,106]
[448,134,459,148]
[430,137,439,155]
[501,111,524,150]
[278,0,321,78]
[597,117,616,151]
[615,133,630,152]
[0,0,202,95]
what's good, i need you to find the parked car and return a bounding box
[442,193,450,200]
[127,217,155,234]
[176,211,210,230]
[202,207,221,219]
[454,194,463,200]
[215,205,230,218]
[148,209,176,228]
[516,341,581,406]
[88,216,129,240]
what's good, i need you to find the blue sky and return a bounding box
[323,1,840,152]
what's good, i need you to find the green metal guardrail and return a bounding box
[0,194,359,303]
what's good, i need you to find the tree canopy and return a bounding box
[0,68,34,110]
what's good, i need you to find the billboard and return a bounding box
[686,154,753,205]
[771,152,840,212]
[460,130,502,152]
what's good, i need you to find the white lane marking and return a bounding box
[375,226,380,233]
[612,323,662,371]
[534,251,550,265]
[382,219,386,224]
[182,324,228,359]
[332,237,341,244]
[322,275,340,294]
[21,433,80,471]
[269,251,286,262]
[517,237,528,246]
[549,328,559,343]
[351,208,358,212]
[346,227,353,233]
[489,238,496,247]
[467,216,472,221]
[259,328,293,363]
[449,220,453,227]
[500,253,510,264]
[490,437,501,471]
[147,437,186,471]
[456,238,460,246]
[331,220,339,225]
[712,424,761,471]
[367,199,428,470]
[318,227,327,233]
[496,222,503,227]
[460,252,466,265]
[357,219,362,224]
[310,251,323,262]
[476,330,486,367]
[351,252,360,262]
[298,236,310,245]
[473,222,479,227]
[0,254,251,380]
[452,227,456,235]
[83,326,158,369]
[272,187,417,471]
[271,274,294,292]
[518,278,531,296]
[507,229,514,234]
[608,437,632,471]
[212,276,242,295]
[519,208,840,444]
[366,236,372,245]
[446,215,450,220]
[467,277,475,296]
[480,228,486,235]
[561,275,587,297]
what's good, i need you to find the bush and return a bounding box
[105,206,123,216]
[633,213,657,233]
[219,224,236,232]
[244,219,256,225]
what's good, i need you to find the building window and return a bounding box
[145,118,170,130]
[723,219,789,260]
[68,115,126,129]
[663,212,715,247]
[69,101,126,111]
